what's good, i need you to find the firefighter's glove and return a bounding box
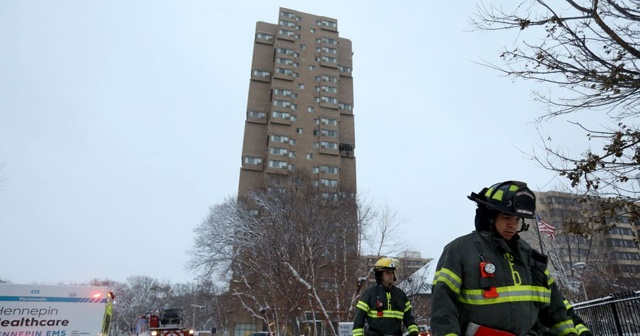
[579,331,592,336]
[409,332,418,336]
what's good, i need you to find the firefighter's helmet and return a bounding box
[468,181,536,219]
[374,257,398,271]
[373,257,398,284]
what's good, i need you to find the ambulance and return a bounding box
[0,284,115,336]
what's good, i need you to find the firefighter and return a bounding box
[431,180,578,336]
[527,300,593,336]
[566,300,592,336]
[352,257,419,336]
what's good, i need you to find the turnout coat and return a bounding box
[431,230,577,336]
[353,284,418,336]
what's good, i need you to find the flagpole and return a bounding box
[534,215,545,255]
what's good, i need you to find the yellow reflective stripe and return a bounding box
[444,334,457,336]
[564,299,573,310]
[353,328,364,336]
[356,301,369,311]
[545,270,556,286]
[366,310,405,319]
[386,310,404,319]
[404,301,412,312]
[486,185,519,201]
[576,324,589,335]
[552,319,577,336]
[459,285,551,305]
[407,325,418,333]
[492,189,503,201]
[434,268,461,295]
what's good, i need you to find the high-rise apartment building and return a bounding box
[360,252,432,285]
[228,8,357,336]
[238,7,355,199]
[395,251,433,282]
[524,190,640,298]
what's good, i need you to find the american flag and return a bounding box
[535,214,556,239]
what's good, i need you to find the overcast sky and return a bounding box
[0,1,600,285]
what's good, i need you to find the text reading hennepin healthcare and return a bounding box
[0,306,69,329]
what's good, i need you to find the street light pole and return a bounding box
[192,278,200,330]
[572,262,588,301]
[580,281,588,301]
[191,304,205,330]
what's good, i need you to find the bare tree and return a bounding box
[188,198,240,282]
[188,171,363,336]
[197,280,230,335]
[105,278,221,334]
[117,277,179,333]
[471,0,640,223]
[397,265,434,324]
[360,203,408,258]
[521,189,640,301]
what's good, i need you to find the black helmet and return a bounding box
[468,181,536,219]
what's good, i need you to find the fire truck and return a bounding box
[134,308,195,336]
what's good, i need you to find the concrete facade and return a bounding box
[238,7,355,200]
[229,8,357,336]
[523,190,640,298]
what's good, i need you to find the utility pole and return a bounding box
[572,262,588,302]
[192,304,205,330]
[580,281,588,301]
[192,278,203,330]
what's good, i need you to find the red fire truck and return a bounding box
[134,308,195,336]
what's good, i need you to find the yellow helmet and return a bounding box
[374,257,398,271]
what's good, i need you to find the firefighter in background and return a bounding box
[431,181,578,336]
[352,258,419,336]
